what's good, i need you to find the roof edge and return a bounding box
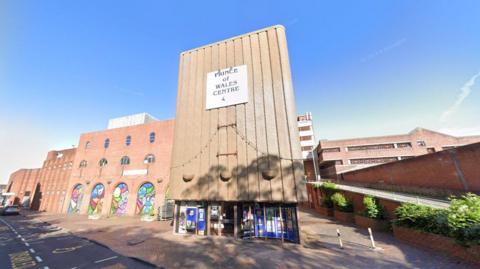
[180,25,285,55]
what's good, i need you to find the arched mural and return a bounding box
[87,183,105,218]
[67,184,84,214]
[136,182,155,217]
[110,183,128,216]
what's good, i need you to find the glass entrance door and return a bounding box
[209,204,220,235]
[221,203,235,236]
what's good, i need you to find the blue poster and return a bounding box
[186,207,197,232]
[254,207,265,237]
[282,207,298,242]
[197,208,205,235]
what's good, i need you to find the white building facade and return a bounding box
[297,112,316,159]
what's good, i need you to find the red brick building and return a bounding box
[5,148,76,212]
[6,113,175,220]
[316,127,480,179]
[63,114,174,219]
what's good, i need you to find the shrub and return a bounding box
[394,193,480,246]
[394,203,448,235]
[315,181,337,208]
[331,193,353,212]
[362,196,384,219]
[447,193,480,246]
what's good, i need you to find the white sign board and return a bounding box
[206,65,248,110]
[122,169,148,176]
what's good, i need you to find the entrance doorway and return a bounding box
[221,203,235,236]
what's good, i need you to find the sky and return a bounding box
[1,0,479,184]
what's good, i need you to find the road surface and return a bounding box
[0,215,156,269]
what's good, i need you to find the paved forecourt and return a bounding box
[0,215,154,269]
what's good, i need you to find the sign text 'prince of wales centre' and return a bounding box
[206,65,248,110]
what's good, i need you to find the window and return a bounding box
[334,160,343,165]
[99,158,108,167]
[144,154,155,164]
[104,138,110,149]
[299,126,310,131]
[120,156,130,165]
[416,140,426,147]
[301,146,313,151]
[399,156,414,160]
[300,136,313,141]
[397,142,412,148]
[427,147,436,153]
[79,160,88,168]
[149,132,156,143]
[442,146,455,150]
[347,144,395,151]
[322,147,341,153]
[125,135,131,146]
[349,157,398,165]
[85,141,91,149]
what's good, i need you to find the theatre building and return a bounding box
[169,26,307,242]
[62,113,174,220]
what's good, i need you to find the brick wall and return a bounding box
[6,148,75,213]
[64,119,175,217]
[339,142,480,197]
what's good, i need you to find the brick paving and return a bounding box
[19,209,475,269]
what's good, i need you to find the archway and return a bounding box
[136,182,155,217]
[67,184,84,214]
[87,183,105,218]
[110,183,128,216]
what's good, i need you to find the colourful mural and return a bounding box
[67,184,84,214]
[136,182,155,217]
[110,183,128,216]
[87,183,105,217]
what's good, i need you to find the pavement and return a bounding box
[0,215,155,269]
[1,208,476,269]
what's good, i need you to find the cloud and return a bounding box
[439,126,480,137]
[440,71,480,122]
[361,38,407,63]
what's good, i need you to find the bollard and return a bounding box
[368,228,376,249]
[336,229,344,249]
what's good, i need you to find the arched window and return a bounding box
[88,183,105,216]
[110,183,129,216]
[120,156,130,165]
[85,141,91,149]
[104,138,110,149]
[79,160,88,168]
[99,158,108,167]
[67,184,84,214]
[125,135,131,146]
[144,154,155,164]
[149,132,156,143]
[136,182,155,216]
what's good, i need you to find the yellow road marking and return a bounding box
[9,251,36,269]
[52,243,91,254]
